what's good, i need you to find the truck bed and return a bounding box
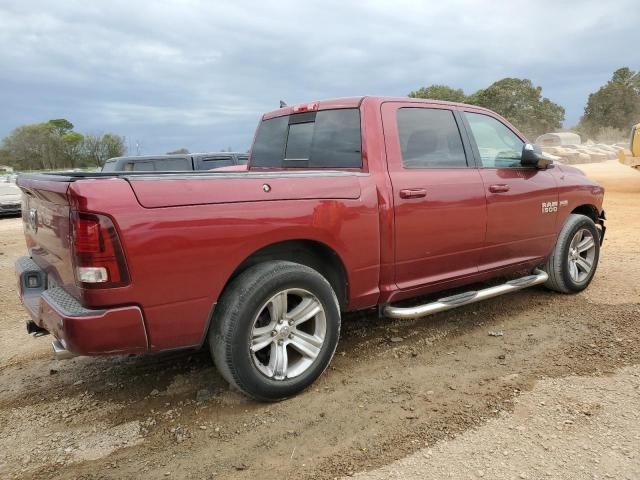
[16,168,380,351]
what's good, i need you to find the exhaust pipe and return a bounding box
[384,269,549,320]
[52,339,76,360]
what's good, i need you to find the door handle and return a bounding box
[399,188,427,199]
[489,184,510,193]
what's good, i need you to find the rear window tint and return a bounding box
[251,109,362,168]
[285,122,314,161]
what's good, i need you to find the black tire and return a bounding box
[209,260,341,401]
[544,213,600,293]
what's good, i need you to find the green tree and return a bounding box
[2,122,58,170]
[2,119,128,170]
[60,132,85,167]
[466,78,565,138]
[83,133,127,167]
[579,67,640,138]
[409,84,466,103]
[102,133,126,160]
[0,148,12,167]
[408,78,564,138]
[48,119,74,136]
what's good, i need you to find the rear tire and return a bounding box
[544,214,600,293]
[209,261,341,401]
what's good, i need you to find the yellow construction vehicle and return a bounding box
[618,123,640,169]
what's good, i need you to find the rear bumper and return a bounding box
[16,256,148,356]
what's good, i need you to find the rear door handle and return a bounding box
[489,184,510,193]
[399,188,427,199]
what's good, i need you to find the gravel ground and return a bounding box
[354,366,640,480]
[0,161,638,479]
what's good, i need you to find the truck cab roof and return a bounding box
[262,96,494,120]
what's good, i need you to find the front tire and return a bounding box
[544,214,600,293]
[209,261,341,401]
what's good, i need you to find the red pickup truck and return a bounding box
[15,97,605,400]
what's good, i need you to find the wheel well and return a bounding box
[225,240,348,308]
[571,204,598,222]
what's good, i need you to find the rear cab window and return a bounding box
[250,109,362,169]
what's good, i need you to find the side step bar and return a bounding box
[384,269,549,320]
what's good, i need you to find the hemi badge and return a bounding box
[559,200,569,207]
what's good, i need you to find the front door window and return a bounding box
[464,112,524,168]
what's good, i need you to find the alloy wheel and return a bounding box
[249,288,327,380]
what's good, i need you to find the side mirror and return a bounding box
[521,143,553,169]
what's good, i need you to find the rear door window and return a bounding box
[251,109,362,168]
[396,108,468,168]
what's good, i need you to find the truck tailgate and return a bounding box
[17,177,76,291]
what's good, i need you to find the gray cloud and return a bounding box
[0,0,637,154]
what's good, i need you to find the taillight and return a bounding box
[71,212,130,288]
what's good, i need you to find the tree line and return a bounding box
[409,66,639,141]
[0,119,126,171]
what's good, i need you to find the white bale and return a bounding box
[535,132,581,147]
[579,152,592,163]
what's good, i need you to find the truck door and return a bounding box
[461,110,558,270]
[381,102,487,290]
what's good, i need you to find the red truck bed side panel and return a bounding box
[129,173,362,208]
[69,176,381,351]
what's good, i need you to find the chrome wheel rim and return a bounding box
[249,288,326,380]
[568,228,596,283]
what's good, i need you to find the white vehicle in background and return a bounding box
[0,179,22,216]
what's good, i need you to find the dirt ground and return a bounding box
[0,161,638,480]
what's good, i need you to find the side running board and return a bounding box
[384,269,549,320]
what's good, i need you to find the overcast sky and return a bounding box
[0,0,637,154]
